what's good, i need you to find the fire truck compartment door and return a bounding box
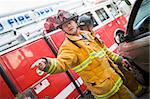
[0,38,55,91]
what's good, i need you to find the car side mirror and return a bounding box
[114,31,125,44]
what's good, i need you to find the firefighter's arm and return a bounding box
[103,45,131,68]
[103,46,131,68]
[103,45,123,65]
[37,47,78,74]
[95,37,128,67]
[94,36,123,65]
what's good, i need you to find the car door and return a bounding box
[117,0,150,73]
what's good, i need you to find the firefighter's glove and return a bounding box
[36,57,50,72]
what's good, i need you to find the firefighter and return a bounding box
[78,13,144,97]
[36,10,133,99]
[77,14,95,36]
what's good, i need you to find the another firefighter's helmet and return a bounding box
[78,14,94,27]
[56,10,78,29]
[44,16,56,33]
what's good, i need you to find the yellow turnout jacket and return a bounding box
[46,31,124,98]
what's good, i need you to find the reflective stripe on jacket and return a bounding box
[47,58,58,74]
[94,77,123,99]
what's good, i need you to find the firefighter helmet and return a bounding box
[78,14,94,27]
[56,10,78,29]
[44,16,56,33]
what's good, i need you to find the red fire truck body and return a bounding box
[0,37,86,98]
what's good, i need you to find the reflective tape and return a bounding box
[94,77,123,99]
[73,52,95,72]
[134,83,143,95]
[73,50,106,72]
[47,59,57,74]
[103,46,119,62]
[111,53,119,62]
[97,50,106,59]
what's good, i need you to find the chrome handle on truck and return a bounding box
[36,68,44,76]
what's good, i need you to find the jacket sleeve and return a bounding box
[103,45,123,65]
[94,37,123,64]
[45,46,78,74]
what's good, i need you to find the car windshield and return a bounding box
[133,0,150,29]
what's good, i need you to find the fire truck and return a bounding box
[44,0,127,52]
[0,0,127,98]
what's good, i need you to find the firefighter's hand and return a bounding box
[35,58,49,71]
[122,59,132,70]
